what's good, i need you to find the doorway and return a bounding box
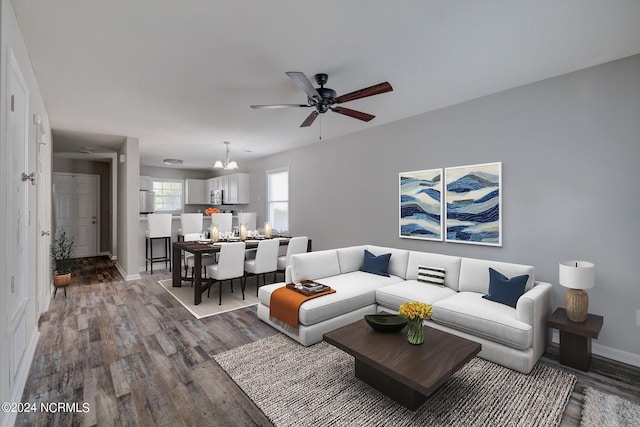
[53,173,100,258]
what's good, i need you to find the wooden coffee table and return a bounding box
[323,318,481,410]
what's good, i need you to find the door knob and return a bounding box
[41,230,50,236]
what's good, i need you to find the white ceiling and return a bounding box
[12,0,640,170]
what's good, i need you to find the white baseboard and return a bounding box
[551,330,640,368]
[115,262,141,281]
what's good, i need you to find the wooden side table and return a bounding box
[547,307,603,371]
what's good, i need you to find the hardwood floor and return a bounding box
[18,259,640,426]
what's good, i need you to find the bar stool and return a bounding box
[178,213,203,241]
[211,212,233,234]
[237,212,257,231]
[145,213,172,274]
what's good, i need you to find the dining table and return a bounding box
[171,237,312,305]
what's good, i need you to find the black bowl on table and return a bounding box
[364,314,407,333]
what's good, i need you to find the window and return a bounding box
[153,179,183,213]
[267,168,289,232]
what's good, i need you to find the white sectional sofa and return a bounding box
[257,245,553,374]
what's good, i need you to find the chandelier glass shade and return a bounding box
[214,141,238,170]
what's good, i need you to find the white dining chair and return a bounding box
[245,239,280,296]
[277,236,309,276]
[237,212,257,231]
[145,213,172,274]
[211,212,233,234]
[183,232,215,285]
[178,213,203,240]
[205,242,246,305]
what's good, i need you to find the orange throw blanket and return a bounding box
[270,286,336,328]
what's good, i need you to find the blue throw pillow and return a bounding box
[482,268,528,308]
[359,249,391,277]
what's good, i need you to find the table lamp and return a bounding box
[559,261,595,322]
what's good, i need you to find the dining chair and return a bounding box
[145,213,172,274]
[183,232,215,285]
[277,236,309,277]
[237,212,257,231]
[205,242,246,305]
[211,212,233,234]
[244,239,280,296]
[178,213,203,241]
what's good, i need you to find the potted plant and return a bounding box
[51,228,74,289]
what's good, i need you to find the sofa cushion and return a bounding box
[417,265,446,286]
[458,258,534,294]
[360,249,391,277]
[290,249,341,283]
[431,292,533,350]
[376,280,457,311]
[337,245,368,273]
[367,245,409,279]
[482,268,529,308]
[259,271,403,325]
[406,251,462,291]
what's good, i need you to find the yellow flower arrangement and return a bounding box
[205,207,220,215]
[398,301,432,320]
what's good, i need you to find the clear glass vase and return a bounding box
[406,317,424,345]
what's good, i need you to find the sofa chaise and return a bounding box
[257,245,553,374]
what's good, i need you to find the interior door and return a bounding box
[6,48,29,385]
[53,173,99,258]
[36,126,51,314]
[74,175,99,257]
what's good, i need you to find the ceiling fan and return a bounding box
[251,72,393,127]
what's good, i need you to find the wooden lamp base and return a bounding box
[565,288,589,322]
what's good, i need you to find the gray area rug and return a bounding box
[581,386,640,427]
[213,334,576,427]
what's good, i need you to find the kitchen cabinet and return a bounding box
[197,173,249,205]
[224,173,250,204]
[207,177,218,196]
[140,175,153,191]
[185,179,208,204]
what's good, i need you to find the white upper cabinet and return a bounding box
[140,176,153,191]
[185,179,208,204]
[188,173,249,205]
[226,173,250,204]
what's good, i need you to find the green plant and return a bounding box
[51,229,74,275]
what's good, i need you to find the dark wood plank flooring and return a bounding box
[18,259,640,426]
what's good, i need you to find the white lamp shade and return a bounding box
[213,160,224,169]
[559,261,595,289]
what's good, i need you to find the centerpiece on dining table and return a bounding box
[398,301,432,345]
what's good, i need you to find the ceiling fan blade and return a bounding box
[251,104,310,109]
[286,71,321,101]
[300,111,319,127]
[333,82,393,104]
[331,106,375,122]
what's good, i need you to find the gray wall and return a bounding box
[245,55,640,358]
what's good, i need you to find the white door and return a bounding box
[53,173,99,258]
[6,48,29,384]
[36,126,51,314]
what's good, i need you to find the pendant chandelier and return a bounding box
[213,141,238,170]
